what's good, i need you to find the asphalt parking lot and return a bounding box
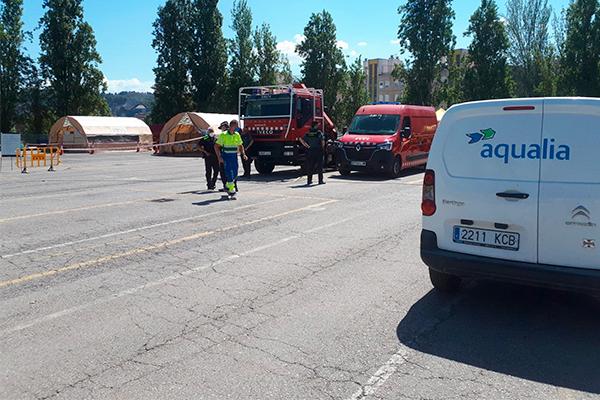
[1,153,599,400]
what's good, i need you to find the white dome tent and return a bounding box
[48,116,153,151]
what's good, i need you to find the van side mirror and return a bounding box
[402,127,412,139]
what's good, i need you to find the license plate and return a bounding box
[258,151,271,156]
[283,151,294,156]
[351,161,367,167]
[453,226,520,251]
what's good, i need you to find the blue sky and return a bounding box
[21,0,569,93]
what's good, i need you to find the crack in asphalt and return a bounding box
[30,223,419,400]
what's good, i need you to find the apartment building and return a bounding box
[364,57,404,103]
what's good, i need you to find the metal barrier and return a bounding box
[16,146,62,173]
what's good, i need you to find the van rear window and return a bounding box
[349,114,400,135]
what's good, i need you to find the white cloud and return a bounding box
[277,34,306,65]
[336,40,349,50]
[357,41,368,47]
[105,78,154,93]
[390,39,401,45]
[294,34,306,44]
[349,50,359,57]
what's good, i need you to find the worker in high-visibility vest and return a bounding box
[215,120,248,197]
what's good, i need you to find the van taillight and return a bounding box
[422,169,436,216]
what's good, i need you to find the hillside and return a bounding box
[104,92,155,119]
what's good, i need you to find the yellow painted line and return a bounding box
[0,199,337,289]
[0,198,155,224]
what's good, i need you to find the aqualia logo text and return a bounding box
[467,128,571,164]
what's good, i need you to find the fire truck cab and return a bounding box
[239,84,337,174]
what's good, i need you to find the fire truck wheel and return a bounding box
[255,160,275,175]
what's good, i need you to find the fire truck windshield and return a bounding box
[243,95,291,118]
[349,114,401,135]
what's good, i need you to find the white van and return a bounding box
[421,98,600,292]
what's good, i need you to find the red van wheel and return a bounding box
[389,157,402,178]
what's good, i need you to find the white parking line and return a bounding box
[0,210,355,336]
[1,198,286,259]
[345,345,411,400]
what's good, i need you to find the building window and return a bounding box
[385,81,390,88]
[378,95,384,102]
[385,95,390,102]
[379,82,384,89]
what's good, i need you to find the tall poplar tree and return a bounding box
[296,11,346,115]
[189,0,227,112]
[226,0,255,111]
[558,0,600,96]
[39,0,109,117]
[254,23,279,86]
[397,0,456,106]
[151,0,192,123]
[339,56,369,127]
[0,0,28,132]
[505,0,553,96]
[464,0,511,100]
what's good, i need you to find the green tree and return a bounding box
[189,0,227,112]
[254,23,279,86]
[339,56,369,127]
[396,0,456,106]
[151,0,192,123]
[39,0,109,118]
[226,0,255,111]
[297,10,346,117]
[20,64,53,135]
[558,0,600,96]
[463,0,511,101]
[436,51,467,107]
[277,55,294,84]
[505,0,553,96]
[0,0,29,132]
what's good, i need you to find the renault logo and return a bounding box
[583,239,596,249]
[355,144,362,152]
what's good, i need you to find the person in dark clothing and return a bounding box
[198,128,220,190]
[299,121,326,186]
[239,127,254,178]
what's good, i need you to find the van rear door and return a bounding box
[538,98,600,269]
[435,99,543,263]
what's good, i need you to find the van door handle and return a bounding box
[496,192,529,200]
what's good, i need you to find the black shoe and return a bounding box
[318,181,325,185]
[219,188,227,192]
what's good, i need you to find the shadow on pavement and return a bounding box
[192,195,231,206]
[244,168,304,183]
[397,282,600,394]
[329,168,424,182]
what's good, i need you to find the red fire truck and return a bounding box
[239,84,337,174]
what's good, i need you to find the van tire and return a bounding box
[388,157,402,178]
[255,160,275,175]
[429,268,461,293]
[339,168,351,176]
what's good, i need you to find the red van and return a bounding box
[335,103,438,177]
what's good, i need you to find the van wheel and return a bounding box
[255,160,275,175]
[339,168,351,176]
[388,157,402,178]
[429,268,461,293]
